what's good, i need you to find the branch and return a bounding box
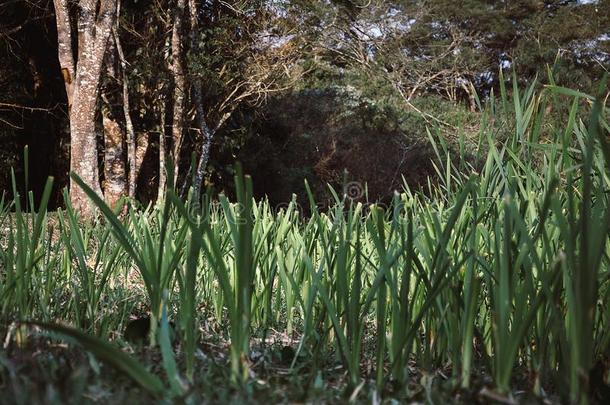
[0,117,23,129]
[0,102,54,112]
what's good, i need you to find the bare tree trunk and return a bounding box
[135,132,149,185]
[54,0,75,110]
[70,74,105,216]
[191,101,214,197]
[170,0,187,186]
[189,0,214,198]
[54,0,118,218]
[158,99,167,197]
[113,25,137,199]
[100,41,127,209]
[102,104,126,209]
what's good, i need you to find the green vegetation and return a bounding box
[1,79,609,403]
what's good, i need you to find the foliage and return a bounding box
[1,79,609,402]
[1,0,609,208]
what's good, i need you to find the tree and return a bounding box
[53,0,118,217]
[186,0,300,197]
[170,0,187,189]
[3,0,601,210]
[280,0,610,106]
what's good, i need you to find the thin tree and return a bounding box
[170,0,187,187]
[112,2,137,200]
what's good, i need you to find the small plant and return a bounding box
[71,173,188,346]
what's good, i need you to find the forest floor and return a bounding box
[1,324,591,404]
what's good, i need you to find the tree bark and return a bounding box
[53,0,118,218]
[53,0,75,110]
[189,0,214,198]
[100,40,127,209]
[191,96,214,198]
[113,25,137,199]
[70,76,105,217]
[158,99,167,198]
[135,132,149,186]
[102,104,126,209]
[170,0,187,187]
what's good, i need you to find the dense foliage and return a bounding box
[1,80,609,403]
[1,0,608,206]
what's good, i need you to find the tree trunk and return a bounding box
[135,132,149,186]
[192,109,214,198]
[170,0,187,187]
[113,28,137,199]
[158,99,167,198]
[69,77,105,216]
[100,40,127,209]
[102,105,126,209]
[188,0,214,198]
[53,0,118,218]
[53,0,75,110]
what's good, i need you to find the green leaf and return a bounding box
[30,322,165,397]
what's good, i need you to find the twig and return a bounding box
[0,102,53,112]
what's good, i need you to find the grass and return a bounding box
[0,76,609,403]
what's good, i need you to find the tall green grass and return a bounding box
[0,77,608,403]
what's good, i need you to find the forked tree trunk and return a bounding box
[54,0,118,218]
